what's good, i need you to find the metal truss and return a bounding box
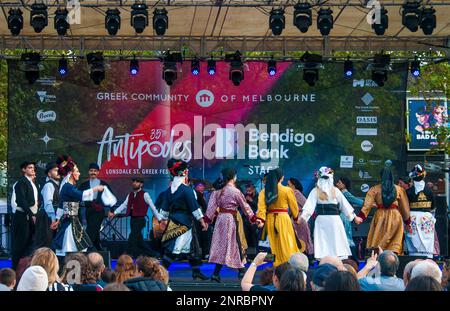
[0,35,448,56]
[1,1,450,8]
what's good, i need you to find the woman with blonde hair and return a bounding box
[31,247,73,291]
[115,254,137,283]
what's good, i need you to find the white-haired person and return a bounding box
[301,167,363,260]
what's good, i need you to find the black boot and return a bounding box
[192,269,208,281]
[211,274,221,283]
[238,268,246,279]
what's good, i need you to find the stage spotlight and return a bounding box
[191,58,200,75]
[131,2,149,34]
[372,6,388,35]
[317,8,333,36]
[54,8,69,36]
[226,51,244,86]
[58,57,68,76]
[268,58,277,76]
[162,51,182,86]
[21,52,41,84]
[130,58,139,76]
[87,52,105,85]
[207,58,216,75]
[410,58,420,77]
[303,69,318,86]
[8,8,23,36]
[420,7,436,35]
[269,8,285,36]
[300,52,322,86]
[105,9,121,36]
[153,8,168,36]
[344,59,353,77]
[30,2,48,33]
[293,2,312,33]
[402,1,420,32]
[370,53,391,87]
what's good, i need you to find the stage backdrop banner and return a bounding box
[8,61,408,202]
[406,97,448,151]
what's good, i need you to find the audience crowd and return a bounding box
[0,247,449,291]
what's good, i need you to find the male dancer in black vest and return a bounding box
[12,161,38,270]
[35,162,60,249]
[109,178,161,258]
[79,163,111,251]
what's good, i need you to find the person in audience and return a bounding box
[61,252,103,291]
[31,247,73,291]
[288,252,309,282]
[17,266,48,291]
[343,264,358,278]
[356,249,380,279]
[156,265,172,291]
[359,250,404,291]
[324,270,361,291]
[410,260,442,284]
[342,258,359,272]
[241,252,291,291]
[405,275,443,291]
[311,263,338,291]
[115,254,137,284]
[279,268,305,291]
[123,256,167,291]
[103,282,131,291]
[101,268,116,284]
[403,259,422,287]
[87,252,107,287]
[258,267,275,290]
[0,268,16,291]
[319,256,345,270]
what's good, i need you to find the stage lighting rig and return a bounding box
[106,9,121,36]
[317,8,333,36]
[8,8,23,36]
[226,51,244,86]
[131,2,149,34]
[30,2,48,33]
[293,2,312,33]
[87,52,105,85]
[153,8,168,36]
[55,8,70,36]
[269,8,285,36]
[402,1,421,32]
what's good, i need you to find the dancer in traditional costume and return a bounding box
[357,160,411,254]
[255,168,301,266]
[159,159,209,280]
[302,167,362,260]
[204,168,256,282]
[405,164,438,258]
[287,177,313,256]
[51,156,105,257]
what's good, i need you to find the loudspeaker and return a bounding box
[352,216,372,237]
[87,250,111,269]
[396,255,428,278]
[435,195,449,256]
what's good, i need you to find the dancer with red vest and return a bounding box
[109,177,162,258]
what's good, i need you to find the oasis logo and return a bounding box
[36,91,56,103]
[356,116,377,124]
[195,90,214,108]
[37,110,56,122]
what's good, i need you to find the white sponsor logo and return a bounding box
[359,170,373,179]
[39,131,54,149]
[36,91,56,103]
[361,140,373,152]
[357,128,378,136]
[340,156,354,168]
[35,161,47,170]
[357,116,378,124]
[36,110,56,122]
[361,184,370,193]
[353,79,378,88]
[196,90,215,108]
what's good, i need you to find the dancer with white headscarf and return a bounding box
[51,155,105,257]
[302,167,362,260]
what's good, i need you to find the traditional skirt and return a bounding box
[405,211,436,258]
[162,219,202,258]
[366,208,404,254]
[52,216,92,256]
[313,215,351,260]
[34,208,54,249]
